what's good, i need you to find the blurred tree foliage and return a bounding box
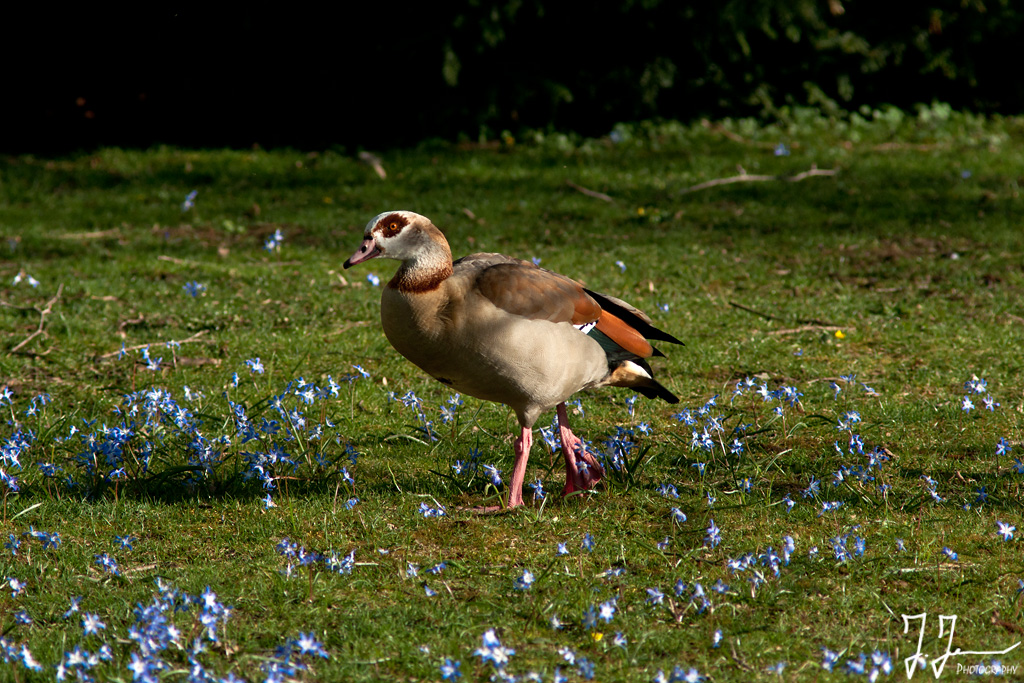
[6,1,1021,151]
[439,0,1021,138]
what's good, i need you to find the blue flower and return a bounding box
[82,613,106,636]
[964,376,987,394]
[598,599,616,622]
[658,483,679,498]
[265,228,284,252]
[774,143,790,156]
[996,521,1015,541]
[514,569,534,590]
[245,358,265,374]
[63,596,82,619]
[7,576,26,597]
[821,647,841,672]
[582,605,598,629]
[181,190,197,211]
[440,658,462,680]
[646,587,665,605]
[705,520,721,548]
[18,645,43,672]
[294,632,329,658]
[366,273,380,286]
[94,553,120,576]
[942,546,958,561]
[482,464,503,488]
[419,502,446,518]
[671,508,687,524]
[577,657,596,680]
[582,533,596,552]
[819,501,843,516]
[183,281,206,297]
[473,629,515,669]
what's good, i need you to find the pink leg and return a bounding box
[557,403,605,497]
[507,425,532,508]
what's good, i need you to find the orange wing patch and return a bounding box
[595,310,654,358]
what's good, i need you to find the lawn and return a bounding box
[1,106,1023,682]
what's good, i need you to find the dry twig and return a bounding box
[566,180,614,202]
[767,325,846,336]
[700,119,750,145]
[98,330,212,359]
[679,164,836,194]
[359,151,387,180]
[4,283,64,354]
[729,301,836,327]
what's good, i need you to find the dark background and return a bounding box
[5,1,1021,154]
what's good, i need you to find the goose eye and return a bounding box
[389,223,398,231]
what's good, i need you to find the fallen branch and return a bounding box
[729,640,754,672]
[58,229,122,240]
[566,180,614,202]
[98,330,212,359]
[158,255,302,268]
[700,119,750,145]
[678,164,836,195]
[4,283,64,354]
[767,325,848,336]
[871,142,948,152]
[729,301,836,327]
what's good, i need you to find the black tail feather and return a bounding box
[584,288,684,346]
[633,380,680,404]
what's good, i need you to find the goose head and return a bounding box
[343,211,449,269]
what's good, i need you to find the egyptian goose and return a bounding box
[343,211,682,508]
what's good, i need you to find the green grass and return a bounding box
[1,107,1023,681]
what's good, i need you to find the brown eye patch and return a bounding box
[376,213,409,238]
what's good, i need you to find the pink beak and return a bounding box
[344,237,380,268]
